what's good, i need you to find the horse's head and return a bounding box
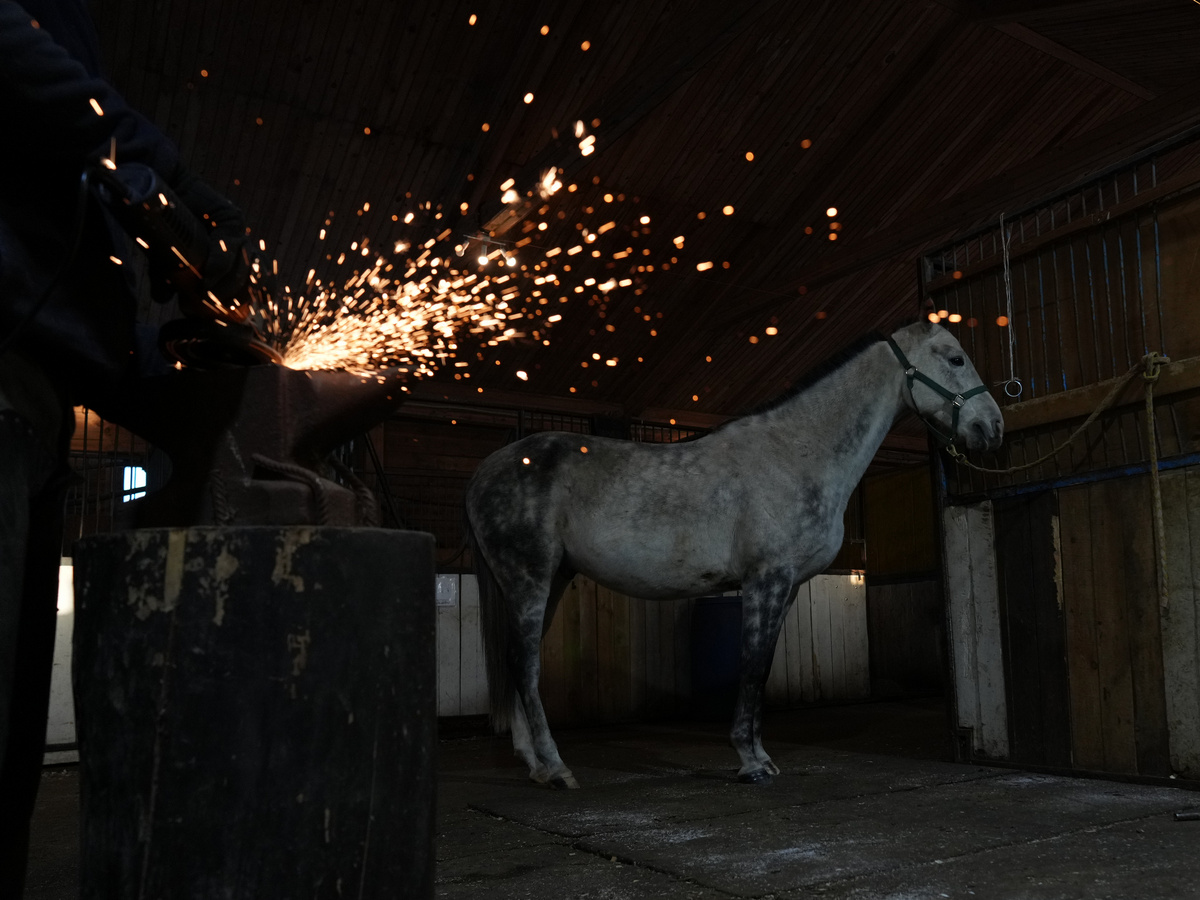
[889,321,1003,452]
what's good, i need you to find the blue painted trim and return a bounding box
[947,452,1200,504]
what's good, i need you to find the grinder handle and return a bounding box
[96,163,212,299]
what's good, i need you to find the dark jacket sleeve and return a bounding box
[0,0,178,174]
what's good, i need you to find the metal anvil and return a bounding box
[108,365,403,527]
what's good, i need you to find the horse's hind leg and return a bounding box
[509,570,578,788]
[510,628,577,788]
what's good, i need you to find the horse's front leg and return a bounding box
[731,571,795,784]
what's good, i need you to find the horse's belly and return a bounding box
[564,529,736,600]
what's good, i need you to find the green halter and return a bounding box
[886,337,990,447]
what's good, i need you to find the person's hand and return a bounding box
[169,166,251,315]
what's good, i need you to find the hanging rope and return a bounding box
[1142,352,1170,613]
[946,351,1172,611]
[998,213,1023,399]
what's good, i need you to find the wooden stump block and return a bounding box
[72,527,436,899]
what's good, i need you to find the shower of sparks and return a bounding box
[226,110,993,394]
[247,246,524,376]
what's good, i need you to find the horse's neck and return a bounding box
[754,341,904,490]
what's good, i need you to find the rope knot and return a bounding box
[1142,351,1169,383]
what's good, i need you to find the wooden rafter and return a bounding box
[990,23,1155,100]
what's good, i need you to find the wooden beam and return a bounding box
[991,23,1155,100]
[1002,354,1200,433]
[402,380,624,418]
[966,0,1149,26]
[927,0,1156,98]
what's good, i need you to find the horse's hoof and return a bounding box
[738,769,774,785]
[549,774,580,790]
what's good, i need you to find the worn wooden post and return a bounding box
[72,527,436,899]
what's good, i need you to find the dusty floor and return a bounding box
[25,699,1200,899]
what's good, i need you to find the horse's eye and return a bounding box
[949,356,965,367]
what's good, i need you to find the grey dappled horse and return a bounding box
[465,320,1003,787]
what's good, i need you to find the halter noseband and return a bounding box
[886,337,990,446]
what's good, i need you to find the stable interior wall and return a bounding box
[434,573,869,723]
[930,153,1200,780]
[863,464,942,698]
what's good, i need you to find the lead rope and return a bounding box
[946,351,1171,611]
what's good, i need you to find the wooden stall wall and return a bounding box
[434,573,869,723]
[764,575,870,709]
[927,148,1200,779]
[863,464,944,697]
[942,472,1200,778]
[942,502,1009,760]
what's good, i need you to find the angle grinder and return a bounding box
[95,162,281,368]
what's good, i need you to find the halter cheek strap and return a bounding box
[886,337,990,446]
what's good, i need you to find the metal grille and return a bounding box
[631,421,706,443]
[62,409,165,557]
[922,135,1200,496]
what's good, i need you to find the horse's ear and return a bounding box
[920,298,936,330]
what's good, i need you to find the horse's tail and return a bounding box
[464,505,513,734]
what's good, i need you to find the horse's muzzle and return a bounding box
[969,416,1004,452]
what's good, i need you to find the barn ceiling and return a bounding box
[96,0,1200,424]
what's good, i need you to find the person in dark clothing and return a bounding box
[0,2,247,892]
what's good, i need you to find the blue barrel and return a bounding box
[690,596,742,720]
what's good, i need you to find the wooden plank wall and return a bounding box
[1057,476,1174,777]
[435,573,869,722]
[942,501,1010,759]
[945,466,1200,779]
[993,492,1072,769]
[866,580,944,696]
[1160,468,1200,778]
[863,464,943,697]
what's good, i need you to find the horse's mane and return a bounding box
[725,331,887,423]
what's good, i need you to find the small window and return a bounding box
[122,466,147,502]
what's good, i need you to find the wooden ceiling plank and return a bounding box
[476,0,788,232]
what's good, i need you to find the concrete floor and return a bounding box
[25,699,1200,899]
